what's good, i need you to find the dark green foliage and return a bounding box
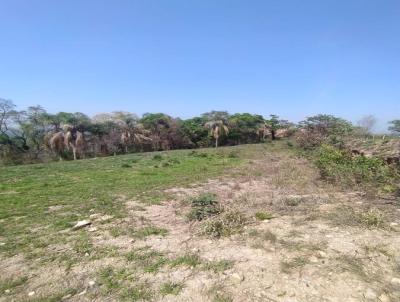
[188,193,220,221]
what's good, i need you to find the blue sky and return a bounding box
[0,0,399,131]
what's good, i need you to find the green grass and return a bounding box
[170,253,202,268]
[0,148,241,258]
[133,226,168,239]
[159,282,184,296]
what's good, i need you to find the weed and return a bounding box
[121,163,132,168]
[134,226,168,239]
[170,254,201,268]
[284,197,302,206]
[0,276,28,293]
[159,282,184,296]
[188,193,221,221]
[203,210,247,238]
[120,283,154,301]
[281,256,309,273]
[360,208,385,228]
[203,260,234,272]
[125,247,168,273]
[255,211,273,220]
[152,154,163,160]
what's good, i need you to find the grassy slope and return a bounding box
[0,147,243,257]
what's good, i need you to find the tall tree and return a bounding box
[388,120,400,134]
[204,120,229,148]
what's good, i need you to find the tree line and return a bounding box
[1,98,399,165]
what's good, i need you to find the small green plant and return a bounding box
[0,276,28,294]
[360,208,385,228]
[255,211,273,220]
[152,154,163,160]
[228,151,239,158]
[170,254,201,268]
[284,197,301,206]
[121,163,132,168]
[159,282,184,296]
[188,193,220,221]
[281,256,309,273]
[203,260,234,272]
[134,226,168,239]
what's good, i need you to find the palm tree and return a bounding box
[204,120,229,148]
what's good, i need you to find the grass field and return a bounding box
[1,142,400,301]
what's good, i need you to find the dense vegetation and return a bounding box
[1,98,295,165]
[1,98,400,195]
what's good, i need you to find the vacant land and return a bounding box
[1,142,400,302]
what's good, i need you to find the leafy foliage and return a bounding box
[315,144,397,189]
[188,193,220,221]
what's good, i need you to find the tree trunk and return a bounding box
[215,138,218,148]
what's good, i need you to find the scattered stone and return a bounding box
[100,215,113,221]
[78,289,87,296]
[318,251,327,258]
[88,280,96,287]
[72,220,91,230]
[232,273,245,282]
[0,242,5,246]
[390,222,398,226]
[364,288,377,300]
[390,277,400,286]
[62,294,72,300]
[379,293,391,302]
[89,213,100,219]
[309,256,319,263]
[28,291,35,296]
[4,289,10,294]
[85,252,90,257]
[88,227,98,232]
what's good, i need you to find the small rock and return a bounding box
[390,277,400,286]
[62,294,72,300]
[4,289,10,294]
[0,242,5,246]
[28,291,35,296]
[85,252,90,257]
[318,251,327,258]
[232,273,245,282]
[309,256,318,263]
[379,293,391,302]
[78,289,87,296]
[100,215,113,221]
[364,288,377,300]
[89,213,100,218]
[72,220,91,230]
[390,222,398,226]
[88,280,96,287]
[88,227,98,232]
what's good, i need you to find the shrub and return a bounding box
[203,210,247,238]
[152,154,163,160]
[255,211,273,220]
[315,144,396,188]
[188,193,220,221]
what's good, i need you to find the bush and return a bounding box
[255,211,273,220]
[188,193,220,221]
[203,210,247,238]
[315,144,396,188]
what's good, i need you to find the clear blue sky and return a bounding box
[1,0,399,131]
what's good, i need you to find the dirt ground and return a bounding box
[1,148,400,302]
